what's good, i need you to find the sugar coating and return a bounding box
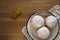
[37,26,50,39]
[32,15,44,28]
[46,16,57,28]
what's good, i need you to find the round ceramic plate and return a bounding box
[26,10,59,40]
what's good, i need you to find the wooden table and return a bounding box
[0,0,60,40]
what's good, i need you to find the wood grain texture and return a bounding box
[0,0,60,40]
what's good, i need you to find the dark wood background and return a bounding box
[0,0,60,40]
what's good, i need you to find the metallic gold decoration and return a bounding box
[11,8,22,20]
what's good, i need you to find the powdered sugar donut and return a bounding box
[37,26,50,39]
[32,15,44,29]
[46,16,57,28]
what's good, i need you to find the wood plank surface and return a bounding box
[0,0,60,40]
